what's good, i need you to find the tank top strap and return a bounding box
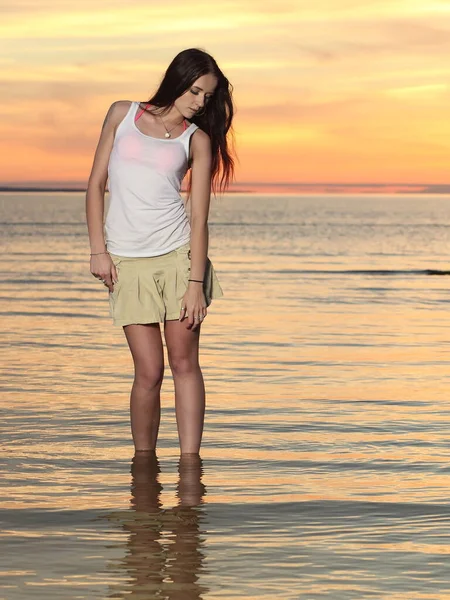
[134,102,146,122]
[179,122,199,160]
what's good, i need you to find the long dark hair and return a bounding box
[144,48,236,199]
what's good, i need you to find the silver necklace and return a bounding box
[158,114,185,138]
[142,104,186,138]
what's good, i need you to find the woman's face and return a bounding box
[176,73,218,118]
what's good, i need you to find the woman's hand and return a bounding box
[90,253,118,293]
[179,283,207,330]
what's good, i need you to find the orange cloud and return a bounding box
[1,0,449,187]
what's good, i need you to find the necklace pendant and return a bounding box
[164,132,171,138]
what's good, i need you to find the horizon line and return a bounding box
[0,180,449,187]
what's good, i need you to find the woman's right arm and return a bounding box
[85,101,130,291]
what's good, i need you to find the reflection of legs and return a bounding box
[177,454,206,507]
[164,320,204,455]
[166,454,207,599]
[124,324,164,452]
[127,452,165,591]
[131,451,163,512]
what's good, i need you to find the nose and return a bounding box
[196,97,206,110]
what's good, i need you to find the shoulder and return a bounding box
[104,100,133,128]
[190,127,211,156]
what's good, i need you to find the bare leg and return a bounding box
[164,320,204,455]
[123,323,164,452]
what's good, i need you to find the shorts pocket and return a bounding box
[174,242,191,259]
[204,258,224,304]
[108,255,124,295]
[175,243,191,276]
[109,254,123,268]
[174,244,224,304]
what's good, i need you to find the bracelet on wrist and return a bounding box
[90,251,109,256]
[188,279,204,283]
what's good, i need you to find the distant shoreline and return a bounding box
[0,184,449,194]
[0,187,252,193]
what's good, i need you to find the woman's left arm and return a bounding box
[180,130,213,330]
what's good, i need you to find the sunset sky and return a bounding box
[1,0,449,189]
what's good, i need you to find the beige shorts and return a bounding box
[108,241,224,326]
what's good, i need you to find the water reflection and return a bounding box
[107,453,209,599]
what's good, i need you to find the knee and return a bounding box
[134,364,164,391]
[168,354,199,377]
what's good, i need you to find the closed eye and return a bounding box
[191,89,213,99]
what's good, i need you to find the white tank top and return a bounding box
[104,101,199,257]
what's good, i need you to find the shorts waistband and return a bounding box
[109,241,190,262]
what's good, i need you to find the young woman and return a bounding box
[85,48,235,456]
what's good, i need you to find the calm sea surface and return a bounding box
[1,192,450,599]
